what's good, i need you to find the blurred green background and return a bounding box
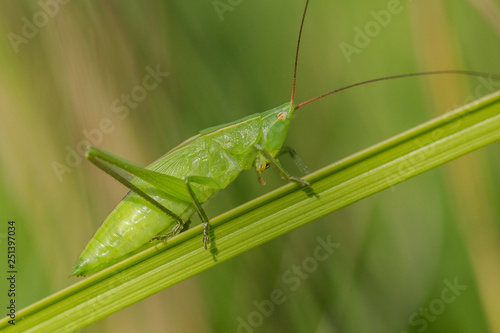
[1,0,500,332]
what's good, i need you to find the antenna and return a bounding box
[295,71,500,110]
[290,0,310,105]
[289,2,499,110]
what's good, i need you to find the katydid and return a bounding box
[71,0,497,277]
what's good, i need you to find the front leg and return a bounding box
[277,145,310,175]
[254,144,311,187]
[254,154,271,185]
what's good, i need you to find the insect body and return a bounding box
[71,0,494,277]
[71,103,309,276]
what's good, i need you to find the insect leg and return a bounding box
[86,146,192,202]
[254,144,311,187]
[277,146,310,175]
[149,217,191,243]
[150,175,220,248]
[256,167,266,185]
[184,176,219,249]
[87,147,186,226]
[149,219,188,243]
[253,154,269,185]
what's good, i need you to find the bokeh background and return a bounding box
[1,0,500,332]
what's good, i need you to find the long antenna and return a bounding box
[290,0,310,105]
[290,1,499,110]
[295,70,500,110]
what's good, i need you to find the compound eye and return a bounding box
[277,112,286,121]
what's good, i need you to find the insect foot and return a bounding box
[149,235,167,244]
[290,176,311,187]
[149,219,189,244]
[202,219,212,250]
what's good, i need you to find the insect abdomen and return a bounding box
[71,187,195,276]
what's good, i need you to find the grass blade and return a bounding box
[1,90,499,333]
